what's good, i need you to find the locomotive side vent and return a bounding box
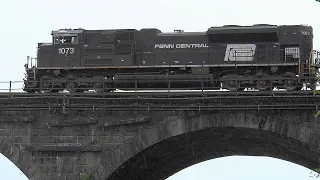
[85,59,112,65]
[208,32,278,43]
[115,45,131,54]
[85,48,113,55]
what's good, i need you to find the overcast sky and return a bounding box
[0,0,319,179]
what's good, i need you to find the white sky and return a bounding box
[0,0,319,179]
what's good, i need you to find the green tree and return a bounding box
[310,168,320,178]
[83,172,93,180]
[312,51,320,177]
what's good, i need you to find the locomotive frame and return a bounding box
[23,24,320,93]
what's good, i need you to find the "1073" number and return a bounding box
[58,48,75,55]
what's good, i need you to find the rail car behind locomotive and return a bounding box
[23,24,320,93]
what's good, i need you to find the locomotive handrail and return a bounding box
[26,56,37,69]
[312,50,320,65]
[0,77,314,94]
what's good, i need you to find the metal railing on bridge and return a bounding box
[0,79,316,95]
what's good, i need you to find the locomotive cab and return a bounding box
[37,29,83,68]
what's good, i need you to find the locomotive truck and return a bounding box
[23,24,320,93]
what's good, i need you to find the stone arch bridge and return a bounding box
[0,91,319,180]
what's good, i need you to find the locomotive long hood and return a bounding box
[207,24,278,34]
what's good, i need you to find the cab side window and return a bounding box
[71,37,78,44]
[54,36,78,44]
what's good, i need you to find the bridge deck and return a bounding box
[0,90,318,111]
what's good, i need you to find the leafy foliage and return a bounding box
[314,111,320,118]
[83,172,93,180]
[310,168,320,178]
[310,55,320,178]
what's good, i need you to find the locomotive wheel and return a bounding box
[41,81,53,93]
[220,74,245,91]
[94,82,105,93]
[40,78,63,93]
[66,81,77,93]
[282,72,299,91]
[256,80,271,91]
[223,80,238,91]
[283,79,297,91]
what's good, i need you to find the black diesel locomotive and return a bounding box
[23,24,319,93]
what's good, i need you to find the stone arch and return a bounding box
[0,137,32,178]
[93,110,320,180]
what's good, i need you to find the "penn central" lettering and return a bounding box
[154,44,209,49]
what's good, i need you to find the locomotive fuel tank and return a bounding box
[112,74,215,90]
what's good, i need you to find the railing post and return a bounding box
[63,95,66,114]
[201,79,204,92]
[9,81,11,94]
[168,77,171,93]
[135,79,137,93]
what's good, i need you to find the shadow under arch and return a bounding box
[95,110,320,180]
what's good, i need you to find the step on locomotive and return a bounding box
[23,24,320,93]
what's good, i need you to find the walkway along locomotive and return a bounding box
[23,24,320,93]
